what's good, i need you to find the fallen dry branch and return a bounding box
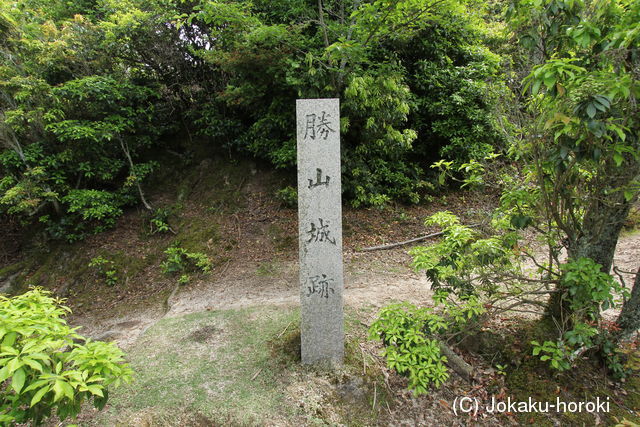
[277,321,293,339]
[359,224,480,252]
[439,342,474,383]
[251,367,263,381]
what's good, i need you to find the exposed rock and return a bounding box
[0,272,21,295]
[336,376,366,403]
[93,330,120,342]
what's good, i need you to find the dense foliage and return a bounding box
[0,288,132,424]
[0,0,507,239]
[370,0,640,393]
[1,0,637,400]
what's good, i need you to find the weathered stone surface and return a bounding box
[0,272,21,295]
[296,98,344,365]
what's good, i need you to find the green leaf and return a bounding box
[6,357,22,374]
[2,332,17,347]
[612,126,626,142]
[613,153,624,167]
[12,367,26,393]
[53,380,65,402]
[594,95,610,108]
[23,379,49,393]
[30,385,50,407]
[85,385,104,397]
[531,79,542,95]
[22,358,43,372]
[60,379,75,400]
[543,75,556,89]
[623,189,635,202]
[0,366,10,383]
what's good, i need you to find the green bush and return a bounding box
[410,211,519,296]
[0,288,132,425]
[561,257,624,320]
[88,256,119,286]
[161,244,211,278]
[275,186,297,208]
[369,303,449,395]
[369,293,485,395]
[531,258,629,374]
[149,207,172,235]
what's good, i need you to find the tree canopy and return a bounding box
[0,0,507,239]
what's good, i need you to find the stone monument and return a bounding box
[296,98,344,365]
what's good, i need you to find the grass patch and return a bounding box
[90,306,388,426]
[25,244,91,289]
[94,306,299,426]
[256,261,278,276]
[267,224,296,254]
[174,215,221,254]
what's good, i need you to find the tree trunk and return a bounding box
[547,196,633,323]
[568,197,633,274]
[439,342,474,383]
[545,291,571,327]
[616,266,640,340]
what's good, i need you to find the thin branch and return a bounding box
[362,0,401,47]
[520,247,560,277]
[119,135,152,211]
[359,224,480,252]
[318,0,330,48]
[613,265,628,289]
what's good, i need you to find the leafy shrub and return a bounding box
[389,15,507,165]
[41,190,132,242]
[369,303,449,395]
[275,186,297,208]
[560,257,625,320]
[62,190,124,232]
[369,292,485,395]
[187,0,506,208]
[149,207,172,235]
[341,69,423,207]
[531,339,572,371]
[410,211,518,296]
[88,256,119,286]
[0,288,132,424]
[531,258,629,373]
[161,244,211,277]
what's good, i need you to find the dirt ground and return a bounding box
[67,223,640,426]
[4,163,637,425]
[69,213,640,352]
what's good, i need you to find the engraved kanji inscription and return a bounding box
[308,168,330,189]
[307,274,335,299]
[306,218,336,245]
[303,111,336,140]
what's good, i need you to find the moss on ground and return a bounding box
[173,215,220,255]
[496,320,640,426]
[0,261,25,279]
[505,359,639,426]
